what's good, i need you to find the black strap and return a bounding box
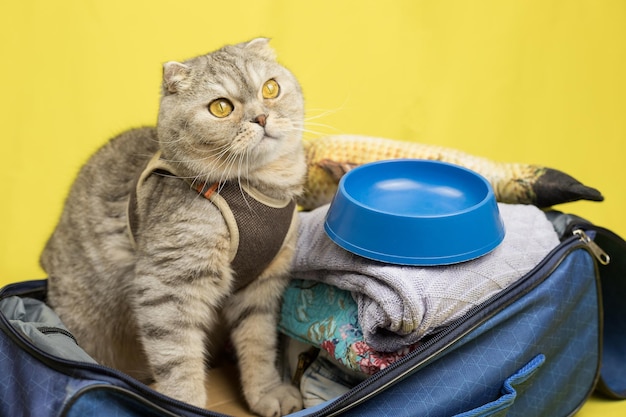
[592,226,626,399]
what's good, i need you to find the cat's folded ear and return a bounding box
[162,61,192,94]
[243,37,276,61]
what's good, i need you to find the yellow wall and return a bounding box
[1,2,625,414]
[3,0,625,277]
[2,1,625,273]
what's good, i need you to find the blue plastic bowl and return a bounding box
[324,159,506,265]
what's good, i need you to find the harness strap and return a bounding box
[127,151,297,291]
[127,152,175,249]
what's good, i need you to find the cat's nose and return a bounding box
[252,114,267,127]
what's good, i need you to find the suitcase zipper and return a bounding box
[304,230,602,417]
[36,326,79,345]
[573,229,610,265]
[59,384,185,417]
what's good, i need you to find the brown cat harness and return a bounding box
[127,151,298,291]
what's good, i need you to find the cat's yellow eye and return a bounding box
[262,79,280,99]
[208,98,234,118]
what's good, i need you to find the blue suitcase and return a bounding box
[1,212,625,417]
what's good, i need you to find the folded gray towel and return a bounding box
[293,203,560,352]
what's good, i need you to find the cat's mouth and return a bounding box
[253,124,279,143]
[254,133,277,151]
[262,132,278,141]
[259,122,284,141]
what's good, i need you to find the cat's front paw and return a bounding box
[249,383,303,417]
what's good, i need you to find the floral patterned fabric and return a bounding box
[279,280,420,375]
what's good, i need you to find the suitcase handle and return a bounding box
[453,354,546,417]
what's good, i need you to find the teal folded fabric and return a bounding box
[279,280,419,375]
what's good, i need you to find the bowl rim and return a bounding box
[338,159,495,219]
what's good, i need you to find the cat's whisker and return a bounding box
[285,125,342,140]
[300,101,348,138]
[302,128,340,138]
[240,150,255,212]
[215,148,240,186]
[304,105,345,121]
[302,122,343,137]
[161,142,234,165]
[232,153,250,210]
[303,121,340,129]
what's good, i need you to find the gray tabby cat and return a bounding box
[40,38,306,416]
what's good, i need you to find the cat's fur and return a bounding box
[40,38,306,416]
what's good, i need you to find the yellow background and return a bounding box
[1,1,624,415]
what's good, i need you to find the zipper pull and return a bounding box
[573,229,610,265]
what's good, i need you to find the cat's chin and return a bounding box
[247,140,281,168]
[249,133,282,156]
[242,136,300,176]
